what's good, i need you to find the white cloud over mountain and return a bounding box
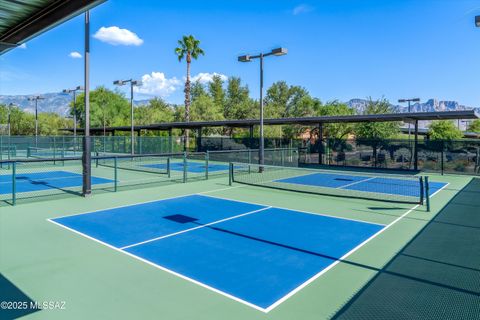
[135,72,181,97]
[93,26,143,46]
[127,71,229,99]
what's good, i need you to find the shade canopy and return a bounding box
[0,0,106,54]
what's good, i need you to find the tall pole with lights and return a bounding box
[7,103,13,137]
[238,48,287,167]
[114,79,142,154]
[83,10,91,196]
[28,96,44,146]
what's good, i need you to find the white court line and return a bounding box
[200,193,387,227]
[47,179,449,313]
[51,184,246,221]
[429,182,450,198]
[120,206,272,250]
[0,172,81,185]
[264,179,448,312]
[47,218,268,313]
[264,202,420,312]
[337,176,377,189]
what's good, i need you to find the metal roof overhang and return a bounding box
[0,0,106,54]
[64,110,480,133]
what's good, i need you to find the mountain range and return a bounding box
[0,93,477,129]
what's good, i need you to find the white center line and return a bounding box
[337,176,377,189]
[120,206,272,250]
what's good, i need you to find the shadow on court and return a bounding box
[332,178,480,320]
[0,273,40,320]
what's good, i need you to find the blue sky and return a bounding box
[1,0,480,107]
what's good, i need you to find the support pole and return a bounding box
[197,127,202,152]
[82,11,92,196]
[168,128,173,153]
[249,125,254,149]
[414,120,419,171]
[318,123,323,165]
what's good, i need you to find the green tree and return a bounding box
[224,77,255,120]
[174,35,205,123]
[354,98,400,139]
[208,75,225,109]
[191,80,207,103]
[317,101,356,139]
[135,98,174,136]
[72,86,130,130]
[429,120,463,140]
[468,119,480,133]
[38,113,71,135]
[354,98,400,165]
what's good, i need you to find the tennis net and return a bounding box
[95,152,175,175]
[229,162,426,204]
[27,147,80,159]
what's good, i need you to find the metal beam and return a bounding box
[1,0,106,55]
[63,111,480,134]
[414,120,419,171]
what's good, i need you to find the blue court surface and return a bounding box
[50,194,385,311]
[143,161,230,173]
[275,173,447,198]
[0,171,113,195]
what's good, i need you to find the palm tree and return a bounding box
[175,35,205,126]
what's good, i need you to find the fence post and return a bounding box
[167,157,171,178]
[441,141,444,175]
[183,152,187,183]
[205,151,209,180]
[114,157,118,192]
[12,162,16,206]
[419,176,424,205]
[425,176,430,212]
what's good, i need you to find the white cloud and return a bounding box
[190,72,228,84]
[293,4,314,15]
[134,72,181,97]
[93,26,143,46]
[69,51,82,59]
[18,43,27,49]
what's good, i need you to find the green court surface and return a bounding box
[0,172,478,319]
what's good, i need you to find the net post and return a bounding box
[425,176,430,212]
[229,163,233,186]
[183,152,187,183]
[167,157,171,178]
[419,176,424,205]
[12,162,16,206]
[205,151,209,180]
[114,157,118,192]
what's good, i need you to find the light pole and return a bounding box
[63,86,84,149]
[28,96,45,146]
[7,103,13,137]
[398,98,420,143]
[113,79,142,154]
[238,48,287,167]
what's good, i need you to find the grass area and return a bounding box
[0,170,473,319]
